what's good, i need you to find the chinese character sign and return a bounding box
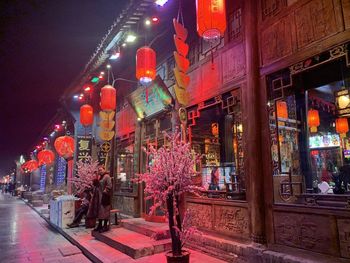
[76,136,92,163]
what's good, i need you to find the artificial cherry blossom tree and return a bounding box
[70,156,99,194]
[135,131,203,256]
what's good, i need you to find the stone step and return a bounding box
[121,218,170,240]
[92,227,171,259]
[31,200,44,207]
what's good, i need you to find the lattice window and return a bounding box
[228,8,242,42]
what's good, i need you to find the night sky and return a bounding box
[0,0,128,175]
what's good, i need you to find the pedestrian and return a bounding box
[67,189,92,228]
[88,166,112,232]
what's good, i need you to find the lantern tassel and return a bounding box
[146,87,149,103]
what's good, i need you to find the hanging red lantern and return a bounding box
[80,104,94,126]
[136,46,156,86]
[276,101,288,119]
[196,0,227,41]
[336,118,349,137]
[100,85,116,111]
[22,160,39,173]
[37,149,55,166]
[54,136,75,159]
[308,109,320,133]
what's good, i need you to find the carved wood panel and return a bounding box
[343,0,350,29]
[214,206,249,238]
[221,43,246,85]
[261,0,287,20]
[337,219,350,258]
[261,14,294,65]
[187,202,213,229]
[274,212,338,255]
[294,0,338,49]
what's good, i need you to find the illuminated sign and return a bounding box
[128,75,174,119]
[309,134,340,149]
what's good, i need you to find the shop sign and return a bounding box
[128,76,174,119]
[98,142,111,166]
[76,136,92,163]
[309,134,340,149]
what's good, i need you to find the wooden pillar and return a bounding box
[243,0,266,243]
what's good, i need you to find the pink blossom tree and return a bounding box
[135,131,203,256]
[70,156,99,194]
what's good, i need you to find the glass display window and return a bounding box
[268,57,350,204]
[115,144,134,193]
[188,89,245,200]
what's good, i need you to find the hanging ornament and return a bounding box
[80,104,94,126]
[336,118,349,138]
[136,46,156,103]
[37,149,55,166]
[100,85,116,111]
[308,109,320,133]
[196,0,227,41]
[22,160,39,173]
[54,136,75,159]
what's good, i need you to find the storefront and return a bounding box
[266,42,350,258]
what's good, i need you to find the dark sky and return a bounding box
[0,0,127,175]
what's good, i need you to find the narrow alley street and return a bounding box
[0,193,90,263]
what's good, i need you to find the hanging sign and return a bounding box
[76,136,92,163]
[97,142,111,165]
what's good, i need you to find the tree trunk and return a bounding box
[167,193,182,256]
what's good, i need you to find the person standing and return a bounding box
[89,166,112,232]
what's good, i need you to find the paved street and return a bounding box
[0,193,90,263]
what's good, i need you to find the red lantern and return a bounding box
[196,0,227,41]
[336,118,349,136]
[136,46,156,86]
[100,85,116,111]
[37,149,55,166]
[276,101,288,119]
[54,136,75,159]
[80,104,94,126]
[22,160,39,173]
[308,109,320,133]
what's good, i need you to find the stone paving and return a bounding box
[0,193,91,263]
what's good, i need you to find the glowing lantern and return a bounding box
[308,109,320,133]
[37,149,55,166]
[136,46,156,86]
[196,0,227,41]
[22,160,39,173]
[337,95,350,109]
[336,118,349,137]
[80,104,94,126]
[211,123,219,136]
[276,101,288,119]
[100,85,116,111]
[54,136,75,159]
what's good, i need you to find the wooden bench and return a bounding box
[110,209,121,225]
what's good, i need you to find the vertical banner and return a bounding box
[76,136,92,163]
[97,141,111,166]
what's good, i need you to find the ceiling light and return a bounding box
[73,95,79,99]
[110,51,120,60]
[91,77,100,83]
[84,86,91,92]
[155,0,168,6]
[106,64,111,69]
[122,43,127,47]
[125,34,137,43]
[145,19,151,26]
[100,71,105,75]
[152,16,159,23]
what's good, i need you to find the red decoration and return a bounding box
[37,149,55,166]
[196,0,227,41]
[22,160,39,173]
[136,46,156,86]
[80,104,94,126]
[336,118,349,135]
[276,101,288,119]
[100,85,116,111]
[308,109,320,133]
[54,136,75,159]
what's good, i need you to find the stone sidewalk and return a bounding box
[0,193,91,263]
[26,199,226,263]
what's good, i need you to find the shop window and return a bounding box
[189,90,245,200]
[115,144,134,193]
[269,56,350,205]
